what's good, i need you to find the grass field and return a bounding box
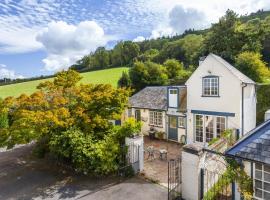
[0,67,128,98]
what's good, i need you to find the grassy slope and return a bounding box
[0,67,128,98]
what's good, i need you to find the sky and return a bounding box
[0,0,270,79]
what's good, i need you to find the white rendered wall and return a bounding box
[243,84,256,134]
[185,55,256,144]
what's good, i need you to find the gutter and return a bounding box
[241,82,247,137]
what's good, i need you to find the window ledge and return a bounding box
[148,125,163,128]
[201,95,220,98]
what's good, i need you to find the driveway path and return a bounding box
[0,145,167,200]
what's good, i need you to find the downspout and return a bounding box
[184,113,187,144]
[241,82,247,137]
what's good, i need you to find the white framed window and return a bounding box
[195,114,227,143]
[178,117,185,128]
[169,89,177,94]
[195,115,204,142]
[168,88,178,108]
[205,115,214,142]
[254,163,270,200]
[149,111,163,127]
[216,116,226,138]
[202,77,219,96]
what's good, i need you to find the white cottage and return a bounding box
[186,53,256,144]
[127,53,257,145]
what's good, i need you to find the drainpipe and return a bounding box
[241,82,247,137]
[184,113,187,144]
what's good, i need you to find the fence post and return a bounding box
[232,181,235,200]
[168,161,170,200]
[200,168,204,200]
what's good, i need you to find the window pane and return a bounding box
[255,180,262,189]
[205,115,214,142]
[264,182,270,191]
[264,191,270,199]
[216,117,226,138]
[255,188,262,198]
[149,111,154,125]
[256,163,262,170]
[265,165,270,173]
[170,89,177,94]
[195,115,203,142]
[256,170,262,180]
[264,172,270,182]
[170,117,177,128]
[178,117,185,127]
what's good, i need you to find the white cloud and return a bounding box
[36,21,108,71]
[133,36,145,42]
[0,64,24,79]
[168,5,207,33]
[145,0,270,38]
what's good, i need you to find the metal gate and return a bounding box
[118,143,140,177]
[200,150,234,200]
[168,157,181,200]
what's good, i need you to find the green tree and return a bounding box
[122,41,140,65]
[235,51,270,82]
[178,34,204,66]
[111,41,124,67]
[163,59,184,79]
[94,47,110,68]
[204,10,244,62]
[129,61,168,91]
[137,49,159,62]
[156,40,185,63]
[0,70,137,175]
[118,71,131,88]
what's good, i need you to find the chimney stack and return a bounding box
[199,56,206,66]
[265,110,270,121]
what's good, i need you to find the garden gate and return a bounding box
[168,157,181,200]
[118,143,140,177]
[200,150,234,200]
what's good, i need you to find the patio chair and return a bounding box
[146,146,155,160]
[159,149,168,160]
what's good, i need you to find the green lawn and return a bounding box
[0,67,128,98]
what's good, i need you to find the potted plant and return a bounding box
[156,131,165,140]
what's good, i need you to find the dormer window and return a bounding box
[202,76,219,97]
[168,88,178,108]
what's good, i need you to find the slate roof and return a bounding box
[129,86,187,111]
[226,120,270,164]
[210,53,255,84]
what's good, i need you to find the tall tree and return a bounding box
[163,59,184,79]
[117,71,131,88]
[235,51,270,82]
[204,10,244,62]
[94,47,110,68]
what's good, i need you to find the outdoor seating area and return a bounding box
[142,136,182,187]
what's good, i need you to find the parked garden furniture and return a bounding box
[159,149,167,160]
[148,127,157,140]
[146,146,155,160]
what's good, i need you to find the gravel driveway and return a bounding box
[0,144,167,200]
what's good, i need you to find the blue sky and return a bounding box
[0,0,270,78]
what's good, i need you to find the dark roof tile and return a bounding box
[129,86,187,111]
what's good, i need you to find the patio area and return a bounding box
[142,136,182,187]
